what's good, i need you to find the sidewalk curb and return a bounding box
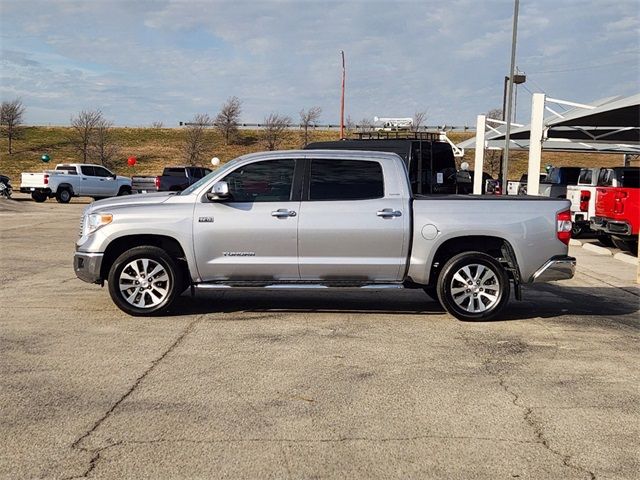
[569,239,583,246]
[582,243,613,256]
[614,252,639,266]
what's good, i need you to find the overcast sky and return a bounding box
[1,0,638,127]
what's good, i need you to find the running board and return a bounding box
[194,283,405,290]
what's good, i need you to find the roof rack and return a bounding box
[355,131,440,141]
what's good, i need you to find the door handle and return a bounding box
[271,209,297,218]
[377,209,402,218]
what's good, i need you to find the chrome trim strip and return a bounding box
[531,256,576,283]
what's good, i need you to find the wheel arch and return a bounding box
[425,235,521,289]
[56,182,74,194]
[101,234,190,282]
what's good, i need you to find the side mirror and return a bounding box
[111,174,117,179]
[206,181,229,201]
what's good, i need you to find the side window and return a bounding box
[309,159,384,201]
[81,166,95,176]
[93,167,112,177]
[222,159,295,202]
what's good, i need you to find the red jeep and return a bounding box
[591,167,639,252]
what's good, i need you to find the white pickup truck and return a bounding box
[566,167,602,237]
[20,164,132,203]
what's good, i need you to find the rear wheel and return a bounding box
[571,223,584,238]
[597,235,614,247]
[31,191,48,202]
[108,246,182,316]
[437,252,510,321]
[118,186,132,196]
[611,237,638,253]
[56,188,72,203]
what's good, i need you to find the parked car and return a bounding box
[0,174,12,198]
[566,167,604,237]
[509,173,547,196]
[20,164,131,203]
[590,167,639,252]
[131,175,158,194]
[155,166,212,192]
[538,167,582,198]
[74,150,575,321]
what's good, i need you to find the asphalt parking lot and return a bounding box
[1,195,639,480]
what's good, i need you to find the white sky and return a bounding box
[1,0,639,127]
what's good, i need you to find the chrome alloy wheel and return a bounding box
[118,258,171,309]
[449,264,500,313]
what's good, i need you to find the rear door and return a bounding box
[78,165,100,194]
[297,157,407,282]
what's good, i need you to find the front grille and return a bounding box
[79,215,86,238]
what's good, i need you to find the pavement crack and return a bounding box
[64,316,202,478]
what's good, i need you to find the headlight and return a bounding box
[85,213,113,235]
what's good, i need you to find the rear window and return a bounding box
[163,168,186,177]
[578,169,592,184]
[56,166,77,175]
[621,169,640,188]
[309,159,384,201]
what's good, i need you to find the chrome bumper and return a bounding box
[531,255,576,283]
[74,251,104,284]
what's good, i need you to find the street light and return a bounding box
[500,71,526,183]
[501,0,521,185]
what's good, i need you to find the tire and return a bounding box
[571,223,584,238]
[611,237,638,253]
[31,191,48,203]
[108,246,182,316]
[597,235,614,247]
[56,188,72,203]
[437,252,510,321]
[118,187,132,196]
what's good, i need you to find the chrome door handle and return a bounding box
[271,209,297,218]
[377,209,402,218]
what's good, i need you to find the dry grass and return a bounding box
[0,127,628,182]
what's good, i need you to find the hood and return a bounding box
[117,175,131,182]
[89,192,175,212]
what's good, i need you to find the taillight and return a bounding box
[556,209,572,245]
[614,190,627,214]
[579,190,590,212]
[155,176,160,189]
[44,174,49,185]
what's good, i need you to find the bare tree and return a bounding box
[0,98,25,154]
[345,115,355,138]
[359,117,373,133]
[215,96,242,145]
[91,118,119,168]
[184,113,211,165]
[151,121,164,129]
[412,110,427,132]
[70,110,103,163]
[484,108,504,176]
[299,106,321,146]
[263,113,291,150]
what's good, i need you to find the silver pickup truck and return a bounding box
[74,150,575,321]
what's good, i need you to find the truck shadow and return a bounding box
[167,284,639,324]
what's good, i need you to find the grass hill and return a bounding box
[0,126,627,183]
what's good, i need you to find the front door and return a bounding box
[298,158,407,282]
[193,158,301,282]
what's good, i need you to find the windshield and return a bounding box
[178,158,241,195]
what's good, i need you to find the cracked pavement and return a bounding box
[1,198,639,479]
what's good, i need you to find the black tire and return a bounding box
[56,188,72,203]
[118,186,132,196]
[611,237,638,253]
[597,235,614,247]
[31,191,48,203]
[107,246,183,316]
[437,251,510,321]
[571,223,584,238]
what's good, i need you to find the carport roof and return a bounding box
[458,93,640,151]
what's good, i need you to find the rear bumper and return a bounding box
[590,216,633,236]
[531,255,576,283]
[20,187,52,194]
[74,251,104,284]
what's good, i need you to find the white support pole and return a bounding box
[527,93,546,196]
[473,114,486,195]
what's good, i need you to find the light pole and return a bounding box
[502,0,520,184]
[499,71,525,182]
[340,50,346,140]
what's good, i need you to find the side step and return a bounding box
[194,283,405,290]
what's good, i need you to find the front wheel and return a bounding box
[107,246,182,316]
[437,252,510,321]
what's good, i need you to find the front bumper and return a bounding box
[531,255,576,283]
[74,251,104,284]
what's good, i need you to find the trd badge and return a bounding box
[198,217,214,223]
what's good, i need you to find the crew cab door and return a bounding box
[193,158,301,282]
[298,158,408,282]
[78,166,102,194]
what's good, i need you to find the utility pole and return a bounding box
[502,0,520,184]
[340,50,346,140]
